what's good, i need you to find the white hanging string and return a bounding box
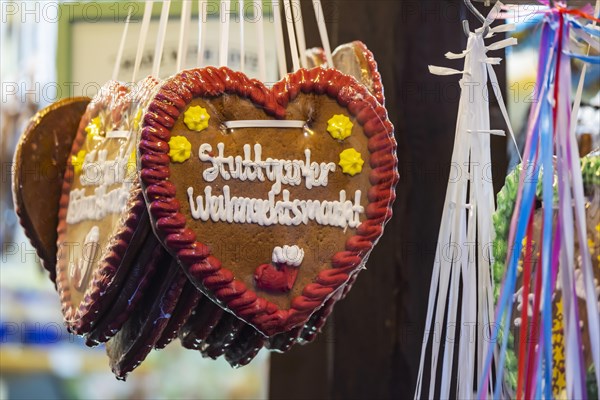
[566,0,600,388]
[312,0,333,67]
[283,0,300,71]
[132,1,153,82]
[292,0,307,68]
[232,0,243,73]
[273,0,287,78]
[486,63,523,162]
[219,0,231,67]
[255,0,266,81]
[112,7,132,81]
[176,0,192,71]
[222,0,304,129]
[152,0,171,77]
[197,0,207,66]
[415,5,516,398]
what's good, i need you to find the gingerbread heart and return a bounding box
[306,41,384,106]
[106,256,186,380]
[56,77,160,334]
[140,66,397,336]
[12,97,90,281]
[197,41,387,357]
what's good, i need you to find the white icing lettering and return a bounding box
[198,143,336,195]
[187,185,363,229]
[66,180,133,224]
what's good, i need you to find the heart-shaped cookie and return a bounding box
[206,39,387,356]
[106,256,186,380]
[154,280,203,349]
[180,43,387,353]
[12,97,90,281]
[85,231,161,345]
[56,78,160,334]
[140,66,398,336]
[306,41,384,106]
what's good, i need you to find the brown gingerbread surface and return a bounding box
[168,93,371,309]
[140,66,397,336]
[12,97,90,280]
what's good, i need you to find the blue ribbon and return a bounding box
[568,17,600,37]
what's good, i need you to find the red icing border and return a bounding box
[351,40,385,106]
[140,67,398,336]
[291,41,386,343]
[56,81,150,334]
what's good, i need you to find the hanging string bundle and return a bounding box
[415,2,520,399]
[478,1,600,399]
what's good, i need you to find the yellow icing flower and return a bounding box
[85,116,102,140]
[133,109,142,131]
[339,148,364,176]
[168,136,192,163]
[71,150,86,175]
[183,105,210,131]
[327,114,353,140]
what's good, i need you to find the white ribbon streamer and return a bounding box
[416,9,518,397]
[176,0,192,71]
[197,0,207,66]
[283,0,300,71]
[255,1,266,81]
[486,37,518,52]
[239,0,245,72]
[312,0,333,67]
[428,66,464,76]
[567,0,600,387]
[445,50,469,59]
[292,0,307,68]
[112,7,132,81]
[219,0,231,67]
[152,0,171,78]
[273,0,287,78]
[132,1,153,82]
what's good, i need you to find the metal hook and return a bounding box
[463,20,471,37]
[463,0,491,37]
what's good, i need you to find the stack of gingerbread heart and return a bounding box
[12,41,398,379]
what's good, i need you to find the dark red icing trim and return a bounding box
[352,40,385,106]
[56,80,155,335]
[140,66,398,336]
[288,42,385,344]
